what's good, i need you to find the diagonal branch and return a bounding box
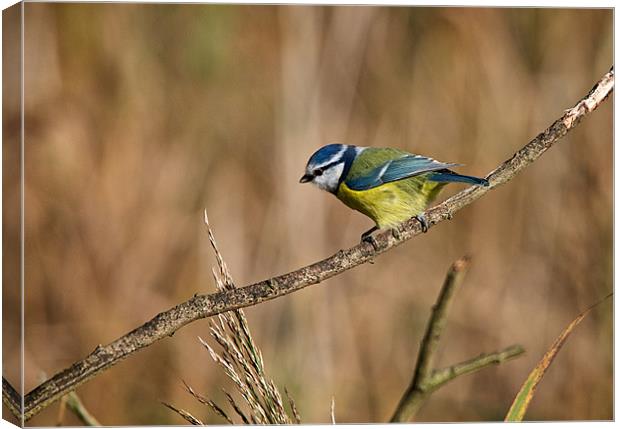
[6,67,613,422]
[2,376,22,423]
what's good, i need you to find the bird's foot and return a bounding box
[361,226,378,241]
[415,214,429,233]
[361,226,380,251]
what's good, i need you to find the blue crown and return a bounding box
[307,144,346,167]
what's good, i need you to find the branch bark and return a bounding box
[2,376,22,424]
[5,67,613,422]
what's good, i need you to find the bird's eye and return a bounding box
[313,169,323,176]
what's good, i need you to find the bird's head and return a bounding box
[300,144,359,193]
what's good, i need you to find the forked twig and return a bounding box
[390,258,525,422]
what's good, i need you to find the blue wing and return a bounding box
[346,155,459,191]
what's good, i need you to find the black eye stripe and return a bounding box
[316,160,342,173]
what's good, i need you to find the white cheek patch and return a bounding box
[313,162,345,192]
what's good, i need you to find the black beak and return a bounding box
[299,174,313,183]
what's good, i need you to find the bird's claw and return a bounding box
[361,226,380,251]
[361,226,378,242]
[362,234,380,251]
[415,214,429,233]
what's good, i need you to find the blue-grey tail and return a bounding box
[427,171,489,187]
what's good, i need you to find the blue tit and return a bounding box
[299,144,489,240]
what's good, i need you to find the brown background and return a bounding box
[2,4,613,425]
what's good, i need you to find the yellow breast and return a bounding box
[336,181,434,228]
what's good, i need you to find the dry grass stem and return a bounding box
[285,387,302,424]
[162,402,205,425]
[505,294,612,421]
[56,396,67,426]
[167,211,299,424]
[64,391,102,426]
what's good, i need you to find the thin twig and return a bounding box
[7,67,613,422]
[390,257,471,422]
[330,396,336,424]
[428,344,525,391]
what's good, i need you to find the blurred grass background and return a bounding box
[2,4,612,425]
